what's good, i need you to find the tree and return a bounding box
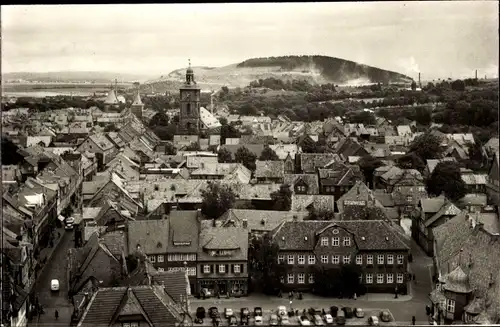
[259,145,280,161]
[235,146,257,171]
[411,80,417,91]
[185,142,201,151]
[409,132,443,162]
[357,155,383,188]
[200,182,236,219]
[306,208,336,221]
[1,137,24,165]
[148,112,170,127]
[395,152,425,172]
[451,79,466,92]
[426,161,467,202]
[270,184,292,211]
[248,233,285,295]
[218,148,233,163]
[164,142,177,155]
[312,264,361,297]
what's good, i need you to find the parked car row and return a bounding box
[195,306,392,326]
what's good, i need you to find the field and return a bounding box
[2,82,133,97]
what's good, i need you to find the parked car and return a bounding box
[323,313,334,324]
[254,307,263,317]
[279,314,290,325]
[50,279,59,291]
[313,314,325,326]
[336,310,346,325]
[342,307,353,319]
[224,308,234,318]
[299,315,311,326]
[278,305,287,316]
[196,307,206,319]
[65,216,75,230]
[209,307,219,319]
[229,316,238,326]
[201,288,213,298]
[255,315,263,325]
[354,308,365,318]
[308,308,321,316]
[212,316,222,326]
[380,310,391,322]
[241,315,250,325]
[330,306,339,317]
[270,314,279,326]
[241,307,250,318]
[194,317,203,324]
[369,316,380,326]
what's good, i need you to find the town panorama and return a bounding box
[1,3,499,327]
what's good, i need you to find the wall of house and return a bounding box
[358,250,408,294]
[443,290,470,321]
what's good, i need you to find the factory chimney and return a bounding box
[418,73,421,89]
[475,70,478,80]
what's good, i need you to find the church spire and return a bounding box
[186,59,194,85]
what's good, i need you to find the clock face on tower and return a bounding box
[183,92,191,100]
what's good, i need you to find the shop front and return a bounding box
[197,278,248,297]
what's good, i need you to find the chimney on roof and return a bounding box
[242,219,248,229]
[293,215,298,222]
[212,219,216,227]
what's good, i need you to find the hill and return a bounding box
[144,55,412,93]
[2,71,154,84]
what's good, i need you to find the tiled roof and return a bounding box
[78,286,182,327]
[337,181,382,213]
[441,266,472,293]
[89,133,115,151]
[99,229,127,259]
[291,194,335,212]
[273,220,409,251]
[186,156,218,169]
[255,161,285,179]
[284,174,319,194]
[420,195,447,213]
[373,190,395,207]
[426,158,457,174]
[150,270,190,303]
[128,220,169,255]
[425,202,462,227]
[168,210,199,253]
[220,144,265,159]
[341,205,389,221]
[269,144,300,160]
[219,209,308,232]
[298,153,337,173]
[461,173,488,185]
[198,223,248,261]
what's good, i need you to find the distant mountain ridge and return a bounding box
[2,71,154,83]
[144,55,413,92]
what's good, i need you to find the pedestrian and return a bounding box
[354,292,357,300]
[55,309,59,320]
[412,316,416,325]
[394,286,398,299]
[425,305,431,316]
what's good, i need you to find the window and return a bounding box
[149,255,156,263]
[321,237,329,246]
[366,274,373,284]
[332,255,340,264]
[187,267,196,276]
[298,273,305,284]
[296,185,307,193]
[158,268,164,272]
[234,264,240,273]
[377,274,384,284]
[298,255,305,265]
[343,237,351,246]
[387,274,394,283]
[280,276,285,284]
[397,273,404,284]
[203,265,210,273]
[332,237,339,246]
[343,255,351,264]
[321,255,328,264]
[377,255,384,265]
[446,299,455,313]
[356,255,363,265]
[397,255,404,265]
[287,255,294,265]
[406,196,413,202]
[278,255,285,264]
[308,255,316,265]
[418,186,425,192]
[308,274,314,284]
[157,255,164,263]
[367,255,373,265]
[387,255,394,265]
[287,273,294,284]
[219,264,225,273]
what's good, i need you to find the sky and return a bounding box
[2,2,499,80]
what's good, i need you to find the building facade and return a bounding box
[178,62,201,135]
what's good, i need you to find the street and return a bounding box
[31,229,74,327]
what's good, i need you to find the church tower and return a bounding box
[178,60,201,135]
[131,82,144,120]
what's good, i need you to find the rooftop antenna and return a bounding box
[475,70,478,80]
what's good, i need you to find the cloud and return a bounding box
[396,57,420,78]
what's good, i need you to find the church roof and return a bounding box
[104,90,119,105]
[132,92,143,106]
